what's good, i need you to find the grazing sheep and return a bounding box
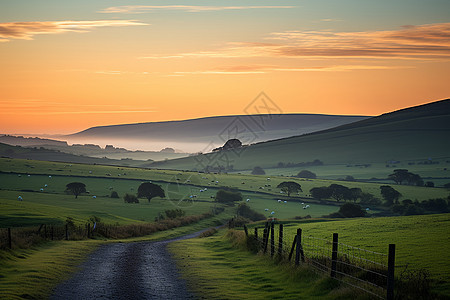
[366,208,370,211]
[271,211,275,215]
[265,208,269,211]
[44,184,48,187]
[277,199,282,203]
[92,196,97,199]
[246,198,250,202]
[49,175,52,178]
[18,196,23,201]
[40,188,44,192]
[284,201,287,203]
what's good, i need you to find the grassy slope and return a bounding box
[256,214,450,295]
[169,230,369,300]
[1,158,448,227]
[153,99,450,171]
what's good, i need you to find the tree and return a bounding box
[338,203,366,217]
[124,193,139,203]
[296,170,316,179]
[213,138,242,151]
[251,166,266,175]
[215,189,242,205]
[65,182,86,198]
[277,181,302,197]
[328,184,351,202]
[310,186,332,200]
[380,185,402,206]
[388,169,410,185]
[348,187,363,203]
[137,182,165,203]
[110,191,119,198]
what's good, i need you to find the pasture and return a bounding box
[258,214,450,295]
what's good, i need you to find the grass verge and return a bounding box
[169,229,374,299]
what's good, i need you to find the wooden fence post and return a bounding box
[65,224,69,240]
[254,227,258,240]
[44,225,47,239]
[270,223,275,257]
[331,233,339,278]
[243,225,248,237]
[288,235,297,261]
[87,223,91,239]
[295,228,302,266]
[278,224,283,257]
[387,244,396,300]
[263,223,269,253]
[8,228,12,249]
[51,226,54,241]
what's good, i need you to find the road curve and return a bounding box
[50,231,202,300]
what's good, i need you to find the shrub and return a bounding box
[199,227,218,238]
[236,203,266,221]
[339,203,366,217]
[165,208,186,219]
[216,189,242,205]
[124,193,139,203]
[296,170,316,179]
[110,191,119,198]
[251,166,266,175]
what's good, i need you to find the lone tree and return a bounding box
[296,170,316,179]
[277,181,302,197]
[251,166,266,175]
[380,185,402,206]
[65,182,86,198]
[137,182,165,203]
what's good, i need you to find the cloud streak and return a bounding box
[170,64,410,75]
[100,5,296,13]
[142,23,450,60]
[0,20,148,41]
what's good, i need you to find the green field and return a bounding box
[1,158,448,228]
[171,214,450,298]
[249,214,450,295]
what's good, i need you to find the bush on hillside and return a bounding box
[236,203,266,221]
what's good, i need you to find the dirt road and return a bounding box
[50,232,201,299]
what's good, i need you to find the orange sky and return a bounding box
[1,1,449,135]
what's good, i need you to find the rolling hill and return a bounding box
[65,114,369,152]
[150,98,450,171]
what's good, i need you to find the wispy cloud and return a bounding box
[142,23,450,60]
[0,99,155,114]
[0,20,148,42]
[100,5,296,14]
[170,64,410,75]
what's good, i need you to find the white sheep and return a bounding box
[271,211,275,215]
[44,184,48,187]
[92,196,97,199]
[277,199,282,203]
[284,201,287,203]
[265,208,269,211]
[40,188,44,192]
[246,198,250,202]
[18,196,23,201]
[49,175,52,178]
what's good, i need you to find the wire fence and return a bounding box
[241,222,395,300]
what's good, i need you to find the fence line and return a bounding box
[243,222,395,300]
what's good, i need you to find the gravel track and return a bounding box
[50,232,202,300]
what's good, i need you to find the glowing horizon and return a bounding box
[1,1,449,135]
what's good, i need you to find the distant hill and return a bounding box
[66,114,369,152]
[151,99,450,171]
[0,143,148,167]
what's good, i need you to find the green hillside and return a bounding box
[152,99,450,172]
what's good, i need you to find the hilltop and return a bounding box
[151,98,450,172]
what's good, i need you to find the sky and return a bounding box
[1,0,449,135]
